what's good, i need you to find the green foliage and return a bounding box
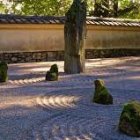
[0,2,6,14]
[92,0,140,19]
[0,62,8,82]
[93,0,110,17]
[93,79,113,105]
[118,0,140,19]
[1,0,140,19]
[2,0,93,16]
[20,0,72,16]
[119,101,140,137]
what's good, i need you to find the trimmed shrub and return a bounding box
[45,64,58,81]
[0,61,8,82]
[119,101,140,137]
[93,79,113,105]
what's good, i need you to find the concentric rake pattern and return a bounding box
[33,87,140,140]
[0,57,139,140]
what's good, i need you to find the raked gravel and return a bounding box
[0,57,140,140]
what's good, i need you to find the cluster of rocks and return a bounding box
[1,60,139,138]
[92,79,140,137]
[0,61,59,82]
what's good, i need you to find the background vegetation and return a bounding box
[0,0,140,19]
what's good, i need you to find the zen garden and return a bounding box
[0,0,140,140]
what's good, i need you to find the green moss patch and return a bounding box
[50,64,58,75]
[93,79,113,105]
[45,64,58,81]
[0,61,8,82]
[119,101,140,137]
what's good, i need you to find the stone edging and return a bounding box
[0,49,139,63]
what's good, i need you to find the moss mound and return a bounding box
[119,101,140,137]
[50,64,58,75]
[45,64,58,81]
[46,71,58,81]
[0,61,8,82]
[93,79,113,105]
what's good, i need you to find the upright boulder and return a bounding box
[119,101,140,137]
[0,61,8,82]
[64,0,87,74]
[93,79,113,105]
[45,64,58,81]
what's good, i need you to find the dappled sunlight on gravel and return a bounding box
[0,57,139,140]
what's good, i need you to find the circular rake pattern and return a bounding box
[33,88,140,140]
[36,95,81,111]
[32,106,136,140]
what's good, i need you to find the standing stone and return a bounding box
[64,0,87,74]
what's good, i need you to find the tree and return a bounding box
[118,0,140,19]
[91,0,140,18]
[1,0,140,18]
[9,0,72,16]
[93,0,102,17]
[64,0,87,74]
[2,0,93,16]
[113,0,119,17]
[94,0,109,17]
[0,2,6,14]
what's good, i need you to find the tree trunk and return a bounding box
[64,0,87,74]
[94,0,109,17]
[103,0,109,17]
[94,0,102,17]
[113,0,118,17]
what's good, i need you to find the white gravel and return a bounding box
[0,57,140,140]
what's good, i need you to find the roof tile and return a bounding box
[0,14,140,27]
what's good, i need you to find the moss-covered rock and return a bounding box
[45,71,58,81]
[50,64,58,75]
[93,79,113,105]
[119,101,140,137]
[0,61,8,82]
[45,64,59,81]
